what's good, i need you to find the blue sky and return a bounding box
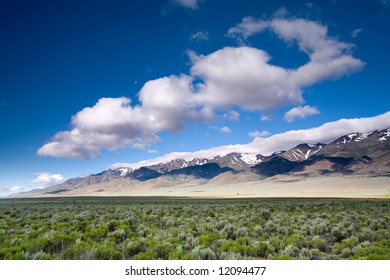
[1,0,390,195]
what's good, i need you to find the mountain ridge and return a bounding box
[18,128,390,197]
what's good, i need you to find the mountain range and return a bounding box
[19,128,390,197]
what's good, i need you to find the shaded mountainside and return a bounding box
[318,130,390,158]
[19,128,390,197]
[166,163,234,179]
[252,156,298,177]
[277,143,323,162]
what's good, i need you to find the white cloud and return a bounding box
[227,16,269,40]
[248,130,270,138]
[225,110,240,121]
[229,17,364,87]
[351,28,363,38]
[220,126,232,134]
[260,114,272,122]
[273,7,289,18]
[190,31,209,41]
[137,75,214,132]
[191,46,303,110]
[247,111,390,155]
[38,76,214,159]
[0,185,22,196]
[194,17,363,111]
[147,149,158,154]
[38,16,363,160]
[30,173,64,188]
[109,111,390,169]
[284,105,320,122]
[163,0,204,13]
[174,0,201,9]
[9,186,22,192]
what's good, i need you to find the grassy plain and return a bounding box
[0,197,389,260]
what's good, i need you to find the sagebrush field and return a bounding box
[0,197,389,260]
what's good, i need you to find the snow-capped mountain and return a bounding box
[125,152,263,175]
[209,153,263,169]
[277,143,323,162]
[19,128,390,197]
[147,158,209,173]
[318,129,390,158]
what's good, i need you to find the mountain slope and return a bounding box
[18,128,390,197]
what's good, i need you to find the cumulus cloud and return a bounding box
[137,75,214,132]
[37,99,160,159]
[30,173,64,188]
[229,16,364,88]
[284,105,320,122]
[147,149,158,154]
[220,126,232,134]
[110,111,390,169]
[191,46,304,110]
[38,76,214,159]
[38,15,363,159]
[248,130,270,138]
[191,16,363,112]
[190,31,209,41]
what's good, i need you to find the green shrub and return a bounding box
[63,242,95,260]
[281,244,299,258]
[95,242,122,260]
[107,220,119,232]
[299,248,311,260]
[198,233,219,248]
[358,227,374,242]
[125,240,142,257]
[191,246,216,260]
[253,225,263,237]
[169,246,191,260]
[311,236,328,252]
[219,251,241,260]
[0,198,388,260]
[133,250,159,260]
[330,226,346,242]
[86,226,107,241]
[261,209,272,221]
[154,244,170,259]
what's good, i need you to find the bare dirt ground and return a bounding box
[138,175,390,198]
[27,174,390,199]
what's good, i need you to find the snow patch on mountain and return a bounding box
[379,130,390,142]
[119,168,131,177]
[240,153,262,164]
[314,145,322,154]
[304,150,311,160]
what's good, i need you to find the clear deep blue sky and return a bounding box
[1,0,389,194]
